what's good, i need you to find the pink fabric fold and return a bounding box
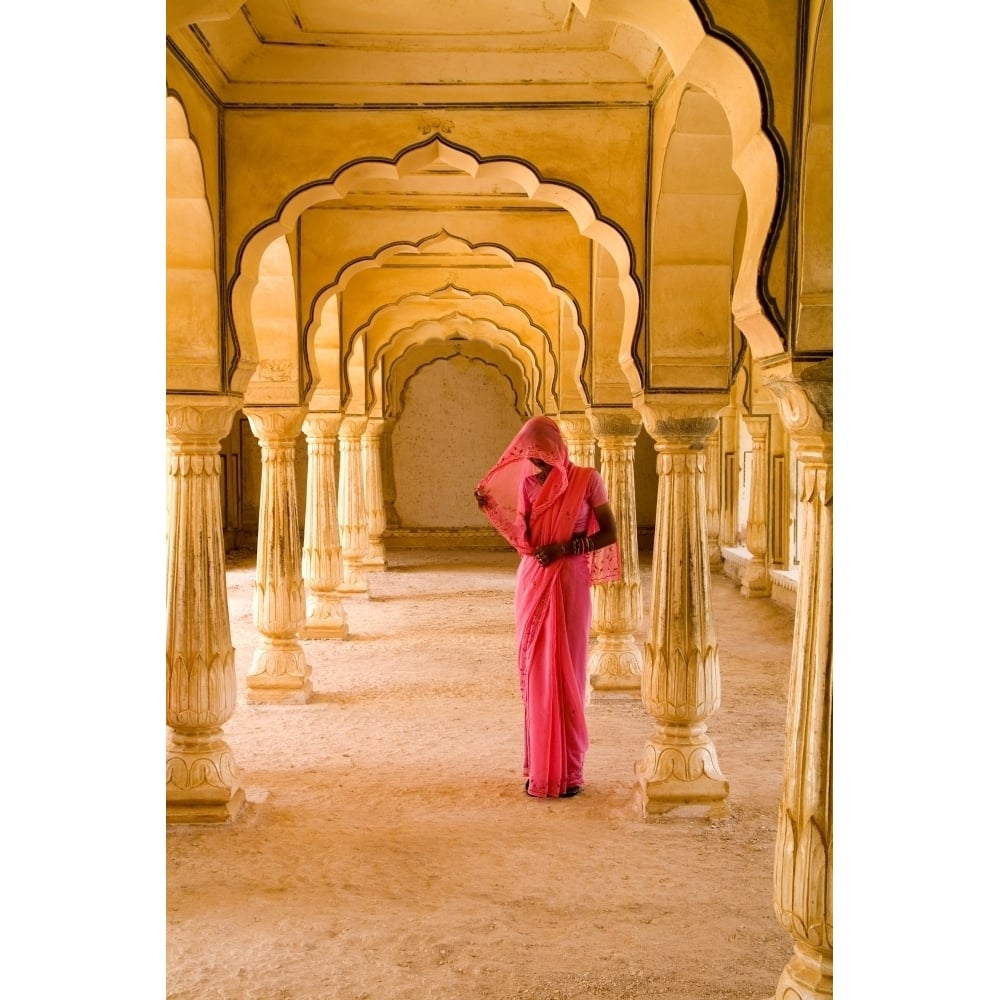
[476,416,622,798]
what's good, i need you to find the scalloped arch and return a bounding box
[307,235,586,413]
[346,285,557,412]
[166,94,222,393]
[386,336,536,421]
[583,0,784,360]
[373,312,546,417]
[229,143,639,396]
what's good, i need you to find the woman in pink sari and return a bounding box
[475,416,620,798]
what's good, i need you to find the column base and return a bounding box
[166,733,246,825]
[775,943,833,999]
[363,542,387,570]
[302,620,349,639]
[246,641,312,703]
[167,790,247,825]
[588,636,641,698]
[633,729,730,821]
[302,594,349,638]
[740,558,772,597]
[338,561,369,592]
[708,538,723,571]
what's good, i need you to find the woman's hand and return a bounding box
[474,489,489,509]
[533,542,565,567]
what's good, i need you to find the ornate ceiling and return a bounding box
[166,0,668,105]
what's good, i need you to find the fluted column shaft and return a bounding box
[338,416,369,592]
[705,428,723,569]
[301,412,348,638]
[634,403,729,820]
[559,413,596,468]
[244,406,312,704]
[742,414,772,596]
[767,372,833,1000]
[166,395,246,824]
[587,408,643,698]
[362,418,388,570]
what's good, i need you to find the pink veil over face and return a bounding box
[476,415,621,583]
[475,416,569,555]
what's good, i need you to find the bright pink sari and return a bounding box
[476,416,621,797]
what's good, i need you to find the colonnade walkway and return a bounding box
[167,547,797,1000]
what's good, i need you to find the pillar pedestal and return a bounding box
[362,418,388,570]
[587,408,643,698]
[338,416,369,592]
[244,406,312,704]
[633,399,729,821]
[741,414,772,597]
[166,395,246,824]
[302,412,349,638]
[705,428,723,570]
[767,366,833,1000]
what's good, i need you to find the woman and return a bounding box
[475,416,620,799]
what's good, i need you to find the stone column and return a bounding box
[338,416,369,592]
[705,428,723,570]
[767,369,833,1000]
[559,413,596,467]
[362,418,388,570]
[719,409,738,547]
[741,414,772,597]
[634,400,729,821]
[381,417,401,528]
[586,407,643,698]
[166,395,246,824]
[244,406,312,704]
[301,412,348,638]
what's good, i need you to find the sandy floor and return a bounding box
[167,548,797,999]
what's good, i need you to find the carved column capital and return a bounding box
[340,415,369,440]
[637,395,727,451]
[244,405,306,444]
[586,406,643,441]
[166,395,242,449]
[558,413,596,467]
[765,361,832,455]
[742,413,770,440]
[302,410,343,440]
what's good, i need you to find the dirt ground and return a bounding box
[166,548,797,1000]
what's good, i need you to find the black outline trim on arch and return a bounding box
[231,133,644,403]
[687,0,789,346]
